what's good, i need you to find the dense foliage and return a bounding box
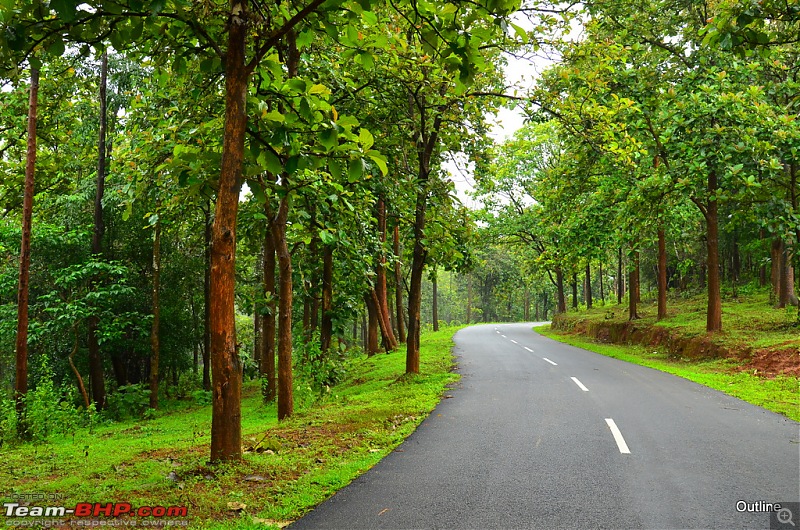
[0,0,796,458]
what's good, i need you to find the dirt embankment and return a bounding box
[550,315,800,378]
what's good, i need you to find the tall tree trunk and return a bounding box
[272,194,293,420]
[704,172,722,332]
[571,274,578,309]
[261,220,276,402]
[203,203,212,391]
[406,187,428,373]
[759,230,767,288]
[732,230,741,297]
[771,238,782,305]
[364,293,380,356]
[320,244,334,353]
[617,247,624,305]
[393,224,406,342]
[210,2,249,462]
[370,289,394,351]
[87,52,109,412]
[598,262,604,304]
[657,227,668,320]
[14,65,39,438]
[778,242,792,308]
[406,84,444,374]
[375,199,397,349]
[584,262,592,309]
[432,272,439,332]
[555,267,566,314]
[629,249,640,320]
[149,215,161,410]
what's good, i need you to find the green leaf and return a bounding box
[288,78,308,93]
[296,30,314,48]
[329,159,343,180]
[286,155,300,175]
[129,18,144,41]
[309,83,330,95]
[348,159,363,182]
[367,150,388,176]
[50,0,78,21]
[319,229,336,245]
[250,183,266,204]
[361,10,378,25]
[319,129,338,151]
[509,22,529,44]
[358,128,374,150]
[46,37,66,57]
[258,150,283,175]
[264,110,285,123]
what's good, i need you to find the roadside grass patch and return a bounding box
[0,327,462,529]
[536,324,799,422]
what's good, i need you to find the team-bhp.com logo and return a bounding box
[5,503,187,518]
[4,502,188,522]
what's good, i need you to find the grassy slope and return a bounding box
[537,291,799,422]
[559,290,800,350]
[0,327,462,529]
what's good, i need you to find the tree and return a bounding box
[14,64,38,439]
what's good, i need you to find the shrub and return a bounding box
[104,384,152,421]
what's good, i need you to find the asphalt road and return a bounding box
[290,323,800,530]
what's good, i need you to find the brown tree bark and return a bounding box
[375,199,397,349]
[393,224,406,341]
[209,2,249,462]
[657,227,668,320]
[406,85,444,374]
[272,194,293,420]
[555,267,566,314]
[617,247,624,305]
[778,241,794,308]
[14,66,39,437]
[584,262,592,310]
[771,238,782,304]
[598,262,604,304]
[149,215,161,409]
[406,187,428,373]
[629,249,640,321]
[364,293,380,356]
[432,272,439,331]
[703,172,723,332]
[87,52,109,411]
[320,244,334,353]
[260,219,276,402]
[759,230,767,288]
[571,274,578,309]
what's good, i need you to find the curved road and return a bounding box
[290,323,800,529]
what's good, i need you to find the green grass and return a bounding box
[562,290,800,350]
[536,324,800,422]
[0,327,462,529]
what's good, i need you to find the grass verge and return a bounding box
[536,324,799,422]
[0,327,462,529]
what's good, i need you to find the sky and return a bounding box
[447,50,552,208]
